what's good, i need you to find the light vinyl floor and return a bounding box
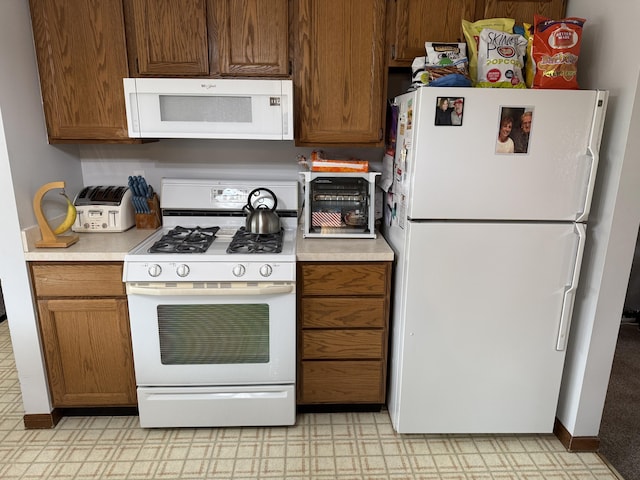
[0,321,622,479]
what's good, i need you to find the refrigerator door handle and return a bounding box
[575,146,598,222]
[556,223,587,351]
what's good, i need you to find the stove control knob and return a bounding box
[148,264,162,277]
[232,264,246,277]
[259,264,273,277]
[176,264,190,278]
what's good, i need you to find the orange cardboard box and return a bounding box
[310,150,369,172]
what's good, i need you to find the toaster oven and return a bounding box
[301,172,380,238]
[72,186,135,232]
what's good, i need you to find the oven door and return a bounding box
[126,281,296,386]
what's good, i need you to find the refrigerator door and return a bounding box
[395,88,607,221]
[387,221,584,434]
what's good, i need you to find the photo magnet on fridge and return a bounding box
[495,106,534,154]
[434,96,464,126]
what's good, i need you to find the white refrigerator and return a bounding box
[383,87,608,434]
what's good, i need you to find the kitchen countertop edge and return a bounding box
[22,225,158,261]
[296,227,394,262]
[22,225,395,262]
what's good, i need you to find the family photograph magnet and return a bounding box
[434,96,465,126]
[495,106,534,154]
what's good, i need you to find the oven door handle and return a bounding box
[126,283,295,296]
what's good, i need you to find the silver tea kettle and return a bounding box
[244,188,281,234]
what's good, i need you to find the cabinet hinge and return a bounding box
[289,60,293,76]
[379,128,383,142]
[135,58,139,75]
[391,45,396,60]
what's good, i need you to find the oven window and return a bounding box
[157,304,269,364]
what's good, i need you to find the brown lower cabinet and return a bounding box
[31,262,137,407]
[297,262,391,405]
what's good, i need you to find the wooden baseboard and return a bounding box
[554,417,600,452]
[23,409,62,429]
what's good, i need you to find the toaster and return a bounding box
[72,186,135,232]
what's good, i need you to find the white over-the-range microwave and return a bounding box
[123,78,293,140]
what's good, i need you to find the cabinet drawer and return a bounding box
[301,297,386,328]
[299,361,384,403]
[32,263,125,297]
[302,330,383,359]
[300,263,388,295]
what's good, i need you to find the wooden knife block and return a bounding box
[135,193,162,229]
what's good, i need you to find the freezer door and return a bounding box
[400,88,607,221]
[388,221,584,434]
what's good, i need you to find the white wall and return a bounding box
[79,141,384,193]
[0,0,84,414]
[558,2,640,436]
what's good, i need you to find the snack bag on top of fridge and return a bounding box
[523,23,535,88]
[532,14,585,89]
[476,28,527,88]
[462,17,515,85]
[411,42,471,88]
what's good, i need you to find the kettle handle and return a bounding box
[247,188,278,211]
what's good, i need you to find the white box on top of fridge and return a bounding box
[382,87,608,434]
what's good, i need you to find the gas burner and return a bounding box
[148,226,220,254]
[226,227,283,254]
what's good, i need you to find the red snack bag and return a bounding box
[532,14,585,89]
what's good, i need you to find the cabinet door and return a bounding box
[212,0,289,76]
[477,0,567,26]
[294,0,386,145]
[128,0,210,76]
[29,0,132,142]
[387,0,477,66]
[37,298,137,407]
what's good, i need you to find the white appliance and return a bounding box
[123,178,298,428]
[123,78,293,140]
[383,87,608,434]
[72,186,135,232]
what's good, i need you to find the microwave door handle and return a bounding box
[126,283,294,296]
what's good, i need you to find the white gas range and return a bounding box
[123,178,299,428]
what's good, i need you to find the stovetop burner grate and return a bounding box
[148,226,220,254]
[226,227,283,254]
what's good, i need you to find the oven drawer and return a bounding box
[300,361,384,403]
[302,330,384,359]
[301,297,386,328]
[137,385,295,428]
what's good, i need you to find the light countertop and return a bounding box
[22,225,157,261]
[22,224,395,262]
[296,227,394,262]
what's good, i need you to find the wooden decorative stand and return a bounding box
[33,181,79,248]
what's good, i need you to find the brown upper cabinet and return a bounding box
[386,0,477,66]
[386,0,567,67]
[29,0,135,143]
[125,0,210,76]
[213,0,290,76]
[125,0,290,77]
[477,0,567,27]
[293,0,387,146]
